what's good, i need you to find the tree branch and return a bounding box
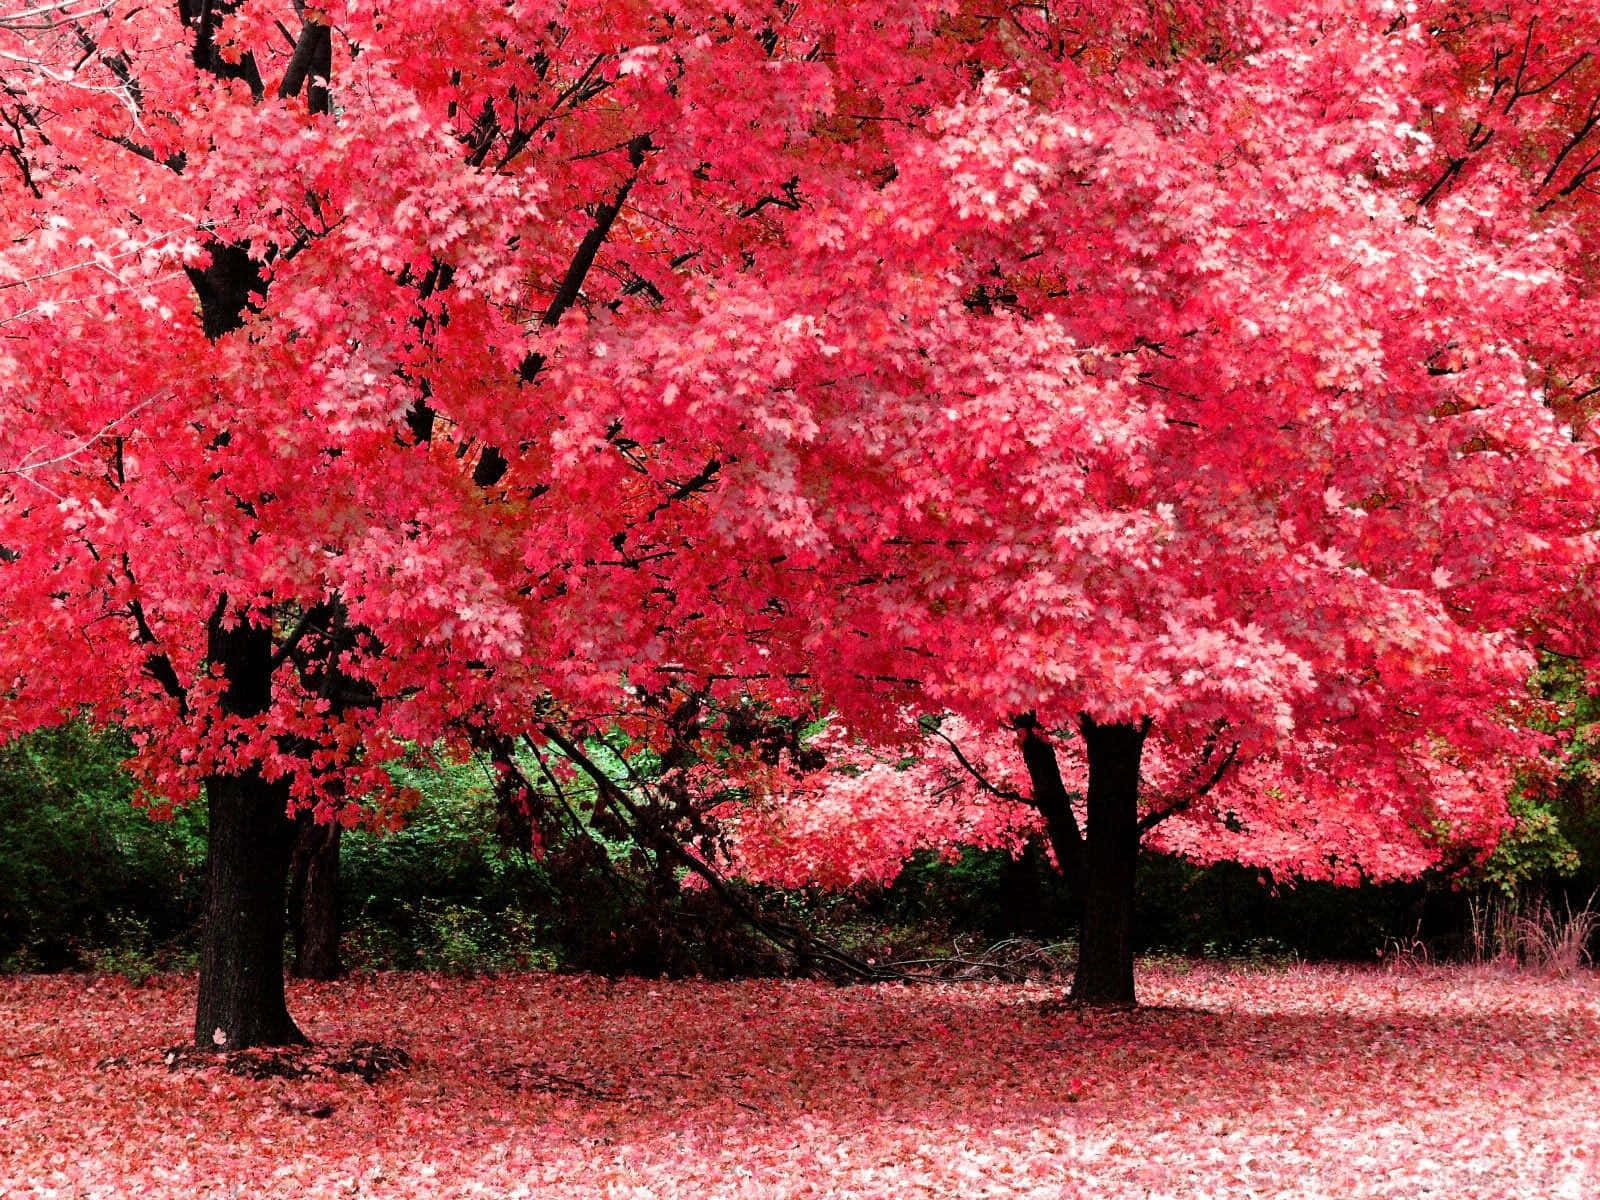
[267,599,334,672]
[534,724,889,981]
[121,556,188,717]
[277,11,331,114]
[1012,713,1085,883]
[473,134,654,485]
[924,720,1028,805]
[1138,737,1240,833]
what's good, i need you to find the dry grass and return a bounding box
[1467,892,1599,976]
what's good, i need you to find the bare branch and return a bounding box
[1138,738,1240,833]
[925,721,1028,805]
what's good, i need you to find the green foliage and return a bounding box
[9,695,1600,980]
[1464,657,1600,913]
[860,843,1411,962]
[341,756,555,973]
[344,747,784,978]
[0,723,205,973]
[83,914,174,984]
[1535,661,1600,878]
[1478,791,1581,897]
[1133,854,1425,961]
[347,901,555,975]
[0,724,790,979]
[877,844,1075,944]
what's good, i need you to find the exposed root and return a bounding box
[159,1039,411,1082]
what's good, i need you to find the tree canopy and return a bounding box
[3,0,1600,1022]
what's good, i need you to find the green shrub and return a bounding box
[15,721,1586,978]
[0,723,205,971]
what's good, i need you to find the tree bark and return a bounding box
[193,614,306,1048]
[195,768,305,1048]
[1071,716,1149,1007]
[288,815,343,980]
[177,0,309,1046]
[1016,714,1086,893]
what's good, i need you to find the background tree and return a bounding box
[562,0,1600,1004]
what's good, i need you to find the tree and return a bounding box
[561,0,1600,1003]
[6,0,1600,1037]
[0,0,937,1045]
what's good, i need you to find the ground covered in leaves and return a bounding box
[2,964,1596,1198]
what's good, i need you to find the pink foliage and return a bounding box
[2,966,1598,1197]
[709,719,1040,889]
[714,714,1520,889]
[4,1,1600,881]
[628,0,1600,886]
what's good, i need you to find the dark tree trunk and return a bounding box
[1071,716,1149,1007]
[196,769,305,1048]
[288,815,343,980]
[193,613,306,1048]
[1016,714,1086,900]
[178,1,313,1046]
[181,0,264,99]
[997,841,1052,936]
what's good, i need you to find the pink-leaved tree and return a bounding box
[5,0,1600,1034]
[558,0,1600,1004]
[0,0,954,1045]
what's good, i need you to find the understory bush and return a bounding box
[5,722,1600,978]
[0,723,205,972]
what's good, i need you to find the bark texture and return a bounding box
[195,768,305,1048]
[288,815,343,981]
[1016,714,1086,897]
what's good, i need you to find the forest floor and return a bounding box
[1,962,1597,1198]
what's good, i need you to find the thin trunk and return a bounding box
[288,815,343,980]
[193,615,306,1048]
[1016,714,1086,893]
[1071,716,1148,1007]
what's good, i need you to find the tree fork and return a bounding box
[1015,713,1086,891]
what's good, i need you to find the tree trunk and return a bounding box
[195,768,305,1048]
[193,613,306,1048]
[1016,715,1086,891]
[1071,716,1149,1007]
[179,0,304,1048]
[289,815,343,980]
[997,841,1052,936]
